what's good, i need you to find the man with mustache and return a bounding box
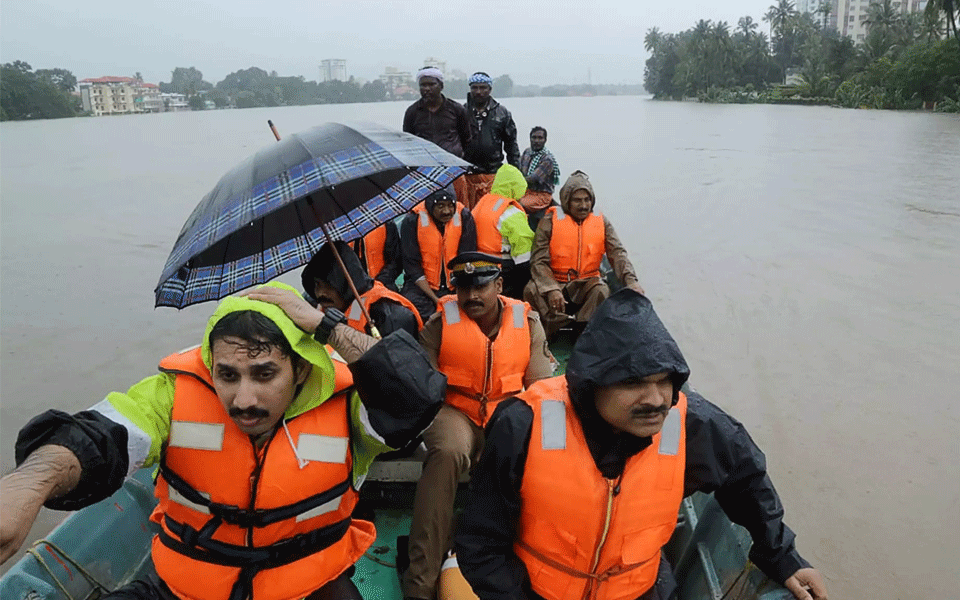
[523,170,644,341]
[402,252,554,600]
[455,289,828,600]
[302,240,421,339]
[400,188,477,322]
[0,282,445,600]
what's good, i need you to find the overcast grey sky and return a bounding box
[2,0,773,86]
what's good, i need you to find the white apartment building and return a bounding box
[320,59,347,82]
[79,77,168,115]
[835,0,928,41]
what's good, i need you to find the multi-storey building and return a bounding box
[320,59,347,82]
[79,77,168,116]
[835,0,929,41]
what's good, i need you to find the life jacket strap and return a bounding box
[159,459,351,528]
[159,516,352,600]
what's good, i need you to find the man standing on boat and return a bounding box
[0,283,445,600]
[455,289,828,600]
[518,126,560,231]
[471,164,535,300]
[523,170,643,340]
[302,241,422,339]
[402,251,554,600]
[461,72,520,210]
[403,66,473,206]
[400,189,477,322]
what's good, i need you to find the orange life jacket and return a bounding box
[414,203,464,290]
[354,224,388,280]
[345,280,424,333]
[548,207,606,282]
[515,379,687,600]
[437,295,531,427]
[151,347,374,600]
[472,193,524,261]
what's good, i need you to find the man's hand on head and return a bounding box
[240,286,324,333]
[784,567,828,600]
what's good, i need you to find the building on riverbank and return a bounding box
[834,0,929,41]
[79,77,165,116]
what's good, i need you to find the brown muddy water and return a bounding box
[2,98,958,598]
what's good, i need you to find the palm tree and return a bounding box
[924,0,958,41]
[645,27,664,53]
[764,0,798,37]
[738,16,759,38]
[816,1,832,31]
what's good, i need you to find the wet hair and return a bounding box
[208,310,305,370]
[530,126,547,136]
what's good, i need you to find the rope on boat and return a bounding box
[363,550,396,568]
[26,539,110,600]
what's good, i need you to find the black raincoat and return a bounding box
[301,241,419,339]
[455,289,809,600]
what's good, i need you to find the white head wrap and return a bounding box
[416,67,444,83]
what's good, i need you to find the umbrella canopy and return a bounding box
[155,121,470,308]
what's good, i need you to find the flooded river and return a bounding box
[2,98,958,598]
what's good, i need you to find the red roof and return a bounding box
[140,83,159,88]
[80,76,135,84]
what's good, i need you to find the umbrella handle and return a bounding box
[320,222,382,340]
[268,122,380,340]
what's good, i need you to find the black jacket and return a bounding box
[463,95,520,174]
[455,289,809,600]
[301,240,419,339]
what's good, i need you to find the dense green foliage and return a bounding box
[1,61,82,121]
[644,0,960,111]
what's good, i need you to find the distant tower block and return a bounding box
[320,59,347,82]
[423,57,447,76]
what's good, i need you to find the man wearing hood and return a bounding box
[302,240,421,340]
[0,283,446,600]
[455,289,828,600]
[461,72,520,210]
[524,170,643,340]
[351,220,403,292]
[400,189,478,322]
[471,164,536,299]
[403,252,554,600]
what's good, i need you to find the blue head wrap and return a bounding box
[469,72,493,86]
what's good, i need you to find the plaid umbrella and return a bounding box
[155,121,470,308]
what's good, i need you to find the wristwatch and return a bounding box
[313,307,347,344]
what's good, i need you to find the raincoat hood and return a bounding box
[300,241,373,306]
[565,288,690,428]
[558,170,596,215]
[202,281,337,407]
[489,164,527,201]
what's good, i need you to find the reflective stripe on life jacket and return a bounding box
[345,281,424,333]
[152,347,375,600]
[354,224,388,279]
[515,379,687,600]
[548,207,606,282]
[472,193,525,261]
[437,296,531,427]
[415,203,464,290]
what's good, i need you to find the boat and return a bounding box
[0,340,795,600]
[0,261,795,600]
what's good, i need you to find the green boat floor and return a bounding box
[353,508,408,597]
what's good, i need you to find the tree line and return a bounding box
[644,0,960,111]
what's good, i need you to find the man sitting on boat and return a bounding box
[471,164,535,300]
[352,220,403,292]
[0,283,445,600]
[455,289,828,600]
[403,252,554,600]
[523,169,644,340]
[400,188,477,322]
[302,240,422,339]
